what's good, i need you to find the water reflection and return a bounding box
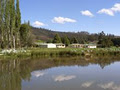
[0,60,31,90]
[54,75,76,82]
[32,71,45,78]
[0,57,120,90]
[98,82,120,90]
[81,81,95,88]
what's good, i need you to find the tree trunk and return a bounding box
[13,35,16,50]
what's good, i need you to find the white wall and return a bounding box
[88,46,97,48]
[47,44,56,48]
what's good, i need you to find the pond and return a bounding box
[0,57,120,90]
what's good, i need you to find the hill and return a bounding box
[31,27,102,43]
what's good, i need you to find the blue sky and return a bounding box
[20,0,120,35]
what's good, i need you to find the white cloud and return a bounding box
[98,3,120,16]
[32,71,45,77]
[33,21,45,27]
[54,75,76,82]
[81,81,94,88]
[81,10,94,17]
[111,3,120,12]
[52,17,77,24]
[98,9,114,16]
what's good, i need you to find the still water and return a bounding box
[0,57,120,90]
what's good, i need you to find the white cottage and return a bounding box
[35,43,56,48]
[86,44,97,48]
[70,44,97,48]
[70,44,84,48]
[56,43,66,48]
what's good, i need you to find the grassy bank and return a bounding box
[30,48,120,58]
[0,47,120,60]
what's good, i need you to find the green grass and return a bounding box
[30,47,120,58]
[1,47,120,60]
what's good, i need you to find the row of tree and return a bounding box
[52,32,120,47]
[0,0,21,49]
[0,0,33,49]
[52,34,79,46]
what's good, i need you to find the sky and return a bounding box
[20,0,120,35]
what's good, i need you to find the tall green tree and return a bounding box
[9,0,16,49]
[15,0,21,47]
[19,24,29,47]
[5,0,10,48]
[0,0,5,48]
[63,35,70,46]
[52,34,62,43]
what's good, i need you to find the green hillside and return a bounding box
[31,27,102,43]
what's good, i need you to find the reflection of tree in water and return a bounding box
[0,57,120,90]
[29,57,120,70]
[0,60,31,90]
[19,57,120,71]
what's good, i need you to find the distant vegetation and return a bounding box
[32,27,120,48]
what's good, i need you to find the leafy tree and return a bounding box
[63,35,70,46]
[98,37,113,48]
[47,39,53,43]
[97,31,114,48]
[71,37,79,44]
[0,0,5,48]
[10,0,16,49]
[15,0,21,47]
[19,23,34,47]
[79,39,86,44]
[112,38,120,47]
[4,0,11,48]
[88,34,98,42]
[52,34,62,43]
[98,31,105,40]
